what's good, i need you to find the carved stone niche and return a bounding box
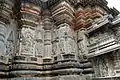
[43,57,52,64]
[63,54,75,60]
[14,56,26,61]
[53,53,64,61]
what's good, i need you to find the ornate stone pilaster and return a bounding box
[51,1,86,80]
[0,0,14,79]
[18,1,41,56]
[0,21,7,54]
[42,10,53,62]
[34,22,44,57]
[10,1,42,79]
[57,23,77,55]
[77,28,88,59]
[51,1,77,57]
[0,0,14,55]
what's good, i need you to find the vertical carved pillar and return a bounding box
[42,10,53,62]
[52,28,60,55]
[77,28,88,59]
[34,22,44,57]
[0,0,14,78]
[77,28,94,79]
[18,1,41,56]
[51,1,77,60]
[10,1,42,79]
[0,21,6,54]
[51,1,86,80]
[0,0,14,55]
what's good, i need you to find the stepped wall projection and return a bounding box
[0,0,120,80]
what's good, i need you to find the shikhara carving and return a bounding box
[0,0,120,80]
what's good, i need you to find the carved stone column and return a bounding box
[34,22,44,57]
[42,10,53,62]
[18,1,41,56]
[77,28,88,59]
[0,0,14,78]
[51,1,77,59]
[0,0,14,55]
[51,1,86,80]
[57,23,77,55]
[0,21,7,54]
[10,1,42,79]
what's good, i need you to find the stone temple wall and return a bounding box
[0,0,120,80]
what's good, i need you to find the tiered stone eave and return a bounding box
[0,0,14,24]
[51,1,75,29]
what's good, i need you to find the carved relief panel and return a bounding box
[89,27,114,45]
[92,54,115,77]
[20,27,35,56]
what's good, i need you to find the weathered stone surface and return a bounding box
[0,0,120,80]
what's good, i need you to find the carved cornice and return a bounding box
[0,0,14,24]
[15,0,41,28]
[52,1,75,28]
[75,6,104,30]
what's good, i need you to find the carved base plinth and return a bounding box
[93,76,120,80]
[10,56,43,78]
[9,76,85,80]
[9,77,54,80]
[43,57,52,63]
[80,59,94,76]
[53,75,86,80]
[9,77,45,80]
[0,56,9,79]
